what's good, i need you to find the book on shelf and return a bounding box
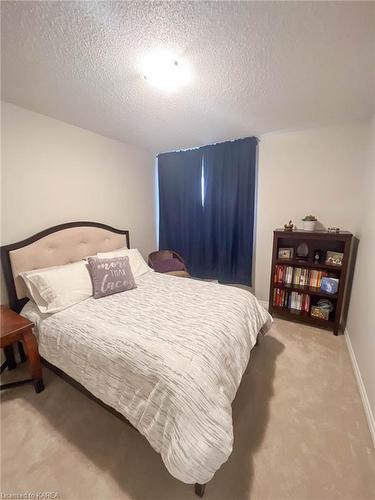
[274,265,294,285]
[308,270,328,288]
[289,292,310,312]
[273,265,329,289]
[272,289,310,312]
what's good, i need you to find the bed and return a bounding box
[1,221,272,497]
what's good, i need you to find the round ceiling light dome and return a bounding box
[141,50,191,92]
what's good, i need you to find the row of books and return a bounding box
[274,265,328,288]
[273,289,311,312]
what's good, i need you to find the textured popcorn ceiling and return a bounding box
[1,1,374,153]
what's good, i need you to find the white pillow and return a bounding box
[97,248,152,278]
[20,261,93,314]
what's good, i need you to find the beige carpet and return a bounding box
[1,319,374,500]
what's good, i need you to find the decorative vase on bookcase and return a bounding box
[302,220,316,231]
[301,215,317,231]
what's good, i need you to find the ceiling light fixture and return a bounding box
[141,50,191,92]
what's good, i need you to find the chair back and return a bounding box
[148,250,187,271]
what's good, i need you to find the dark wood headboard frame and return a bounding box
[1,221,130,313]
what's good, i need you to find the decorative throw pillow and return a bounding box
[87,256,136,299]
[96,248,152,278]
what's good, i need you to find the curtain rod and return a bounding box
[157,136,259,157]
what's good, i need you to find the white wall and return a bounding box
[255,121,369,301]
[1,102,156,303]
[346,116,375,434]
[254,118,374,436]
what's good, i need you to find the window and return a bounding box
[200,156,205,208]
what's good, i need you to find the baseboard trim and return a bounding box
[258,300,269,310]
[345,328,375,448]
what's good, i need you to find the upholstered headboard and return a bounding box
[1,222,130,312]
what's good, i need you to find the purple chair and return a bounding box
[148,250,190,278]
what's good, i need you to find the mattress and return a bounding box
[22,271,272,484]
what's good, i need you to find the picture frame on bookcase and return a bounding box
[278,247,293,260]
[325,251,344,266]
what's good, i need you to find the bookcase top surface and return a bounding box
[274,229,352,237]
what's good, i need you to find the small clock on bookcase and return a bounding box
[313,249,323,263]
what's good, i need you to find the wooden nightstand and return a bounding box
[0,305,44,393]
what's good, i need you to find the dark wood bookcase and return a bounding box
[268,229,353,335]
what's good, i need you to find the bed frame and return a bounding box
[0,221,206,498]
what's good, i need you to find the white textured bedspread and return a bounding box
[22,272,272,484]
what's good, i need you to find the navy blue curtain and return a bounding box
[200,137,257,284]
[158,137,257,285]
[158,148,204,276]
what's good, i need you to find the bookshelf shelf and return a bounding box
[269,229,353,335]
[272,306,335,327]
[273,283,338,299]
[275,259,343,272]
